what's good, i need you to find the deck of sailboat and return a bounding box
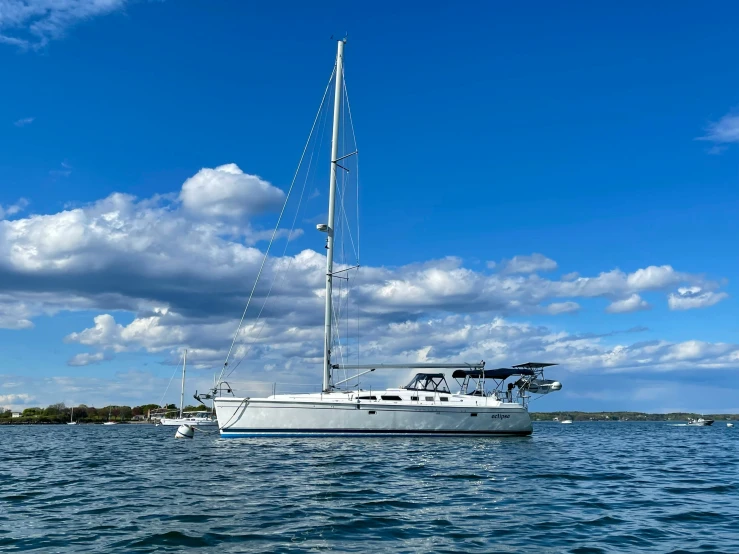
[217,389,525,408]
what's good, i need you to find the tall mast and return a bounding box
[322,39,346,392]
[180,349,187,418]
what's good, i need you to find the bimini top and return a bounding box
[404,373,451,393]
[452,367,536,380]
[511,362,558,370]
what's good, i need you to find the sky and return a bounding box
[1,0,738,413]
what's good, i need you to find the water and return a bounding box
[1,422,737,553]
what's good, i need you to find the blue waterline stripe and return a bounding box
[220,429,532,437]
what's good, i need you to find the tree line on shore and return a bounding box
[3,404,736,424]
[531,411,737,422]
[0,402,210,424]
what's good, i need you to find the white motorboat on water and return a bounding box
[561,419,573,424]
[159,350,218,427]
[205,40,563,437]
[687,418,714,426]
[728,423,734,428]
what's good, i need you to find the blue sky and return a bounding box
[1,0,738,413]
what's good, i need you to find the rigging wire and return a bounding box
[224,104,329,380]
[342,70,362,370]
[158,353,183,407]
[224,65,335,380]
[217,66,337,385]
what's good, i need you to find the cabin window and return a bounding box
[357,396,376,400]
[470,413,478,417]
[381,395,402,401]
[440,397,449,402]
[411,396,419,401]
[368,411,376,415]
[425,396,434,401]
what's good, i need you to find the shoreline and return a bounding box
[3,412,736,425]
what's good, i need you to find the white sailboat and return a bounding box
[67,406,77,425]
[160,350,218,427]
[103,406,117,425]
[211,40,562,437]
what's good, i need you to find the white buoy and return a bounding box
[175,423,195,439]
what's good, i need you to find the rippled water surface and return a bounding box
[1,422,738,553]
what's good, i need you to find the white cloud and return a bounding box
[501,253,557,274]
[606,294,650,314]
[699,112,739,144]
[0,392,35,410]
[67,351,107,366]
[0,163,727,336]
[545,301,580,315]
[0,294,35,329]
[0,0,128,49]
[668,286,728,311]
[180,164,285,219]
[13,117,34,127]
[0,198,29,219]
[0,163,731,383]
[625,266,679,289]
[61,310,739,387]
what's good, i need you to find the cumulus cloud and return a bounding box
[64,310,739,387]
[500,253,557,274]
[668,286,729,311]
[0,392,35,410]
[606,294,650,314]
[180,164,285,219]
[0,162,728,335]
[698,112,739,144]
[0,0,128,49]
[0,163,731,380]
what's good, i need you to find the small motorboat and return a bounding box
[728,423,734,428]
[687,418,714,426]
[561,419,573,424]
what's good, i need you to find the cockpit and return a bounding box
[403,373,451,393]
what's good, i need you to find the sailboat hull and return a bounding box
[214,395,533,437]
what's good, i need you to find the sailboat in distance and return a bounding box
[160,350,218,427]
[67,406,77,425]
[210,40,562,437]
[103,406,117,425]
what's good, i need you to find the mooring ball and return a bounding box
[175,423,195,439]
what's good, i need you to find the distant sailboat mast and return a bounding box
[179,350,187,418]
[322,38,346,393]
